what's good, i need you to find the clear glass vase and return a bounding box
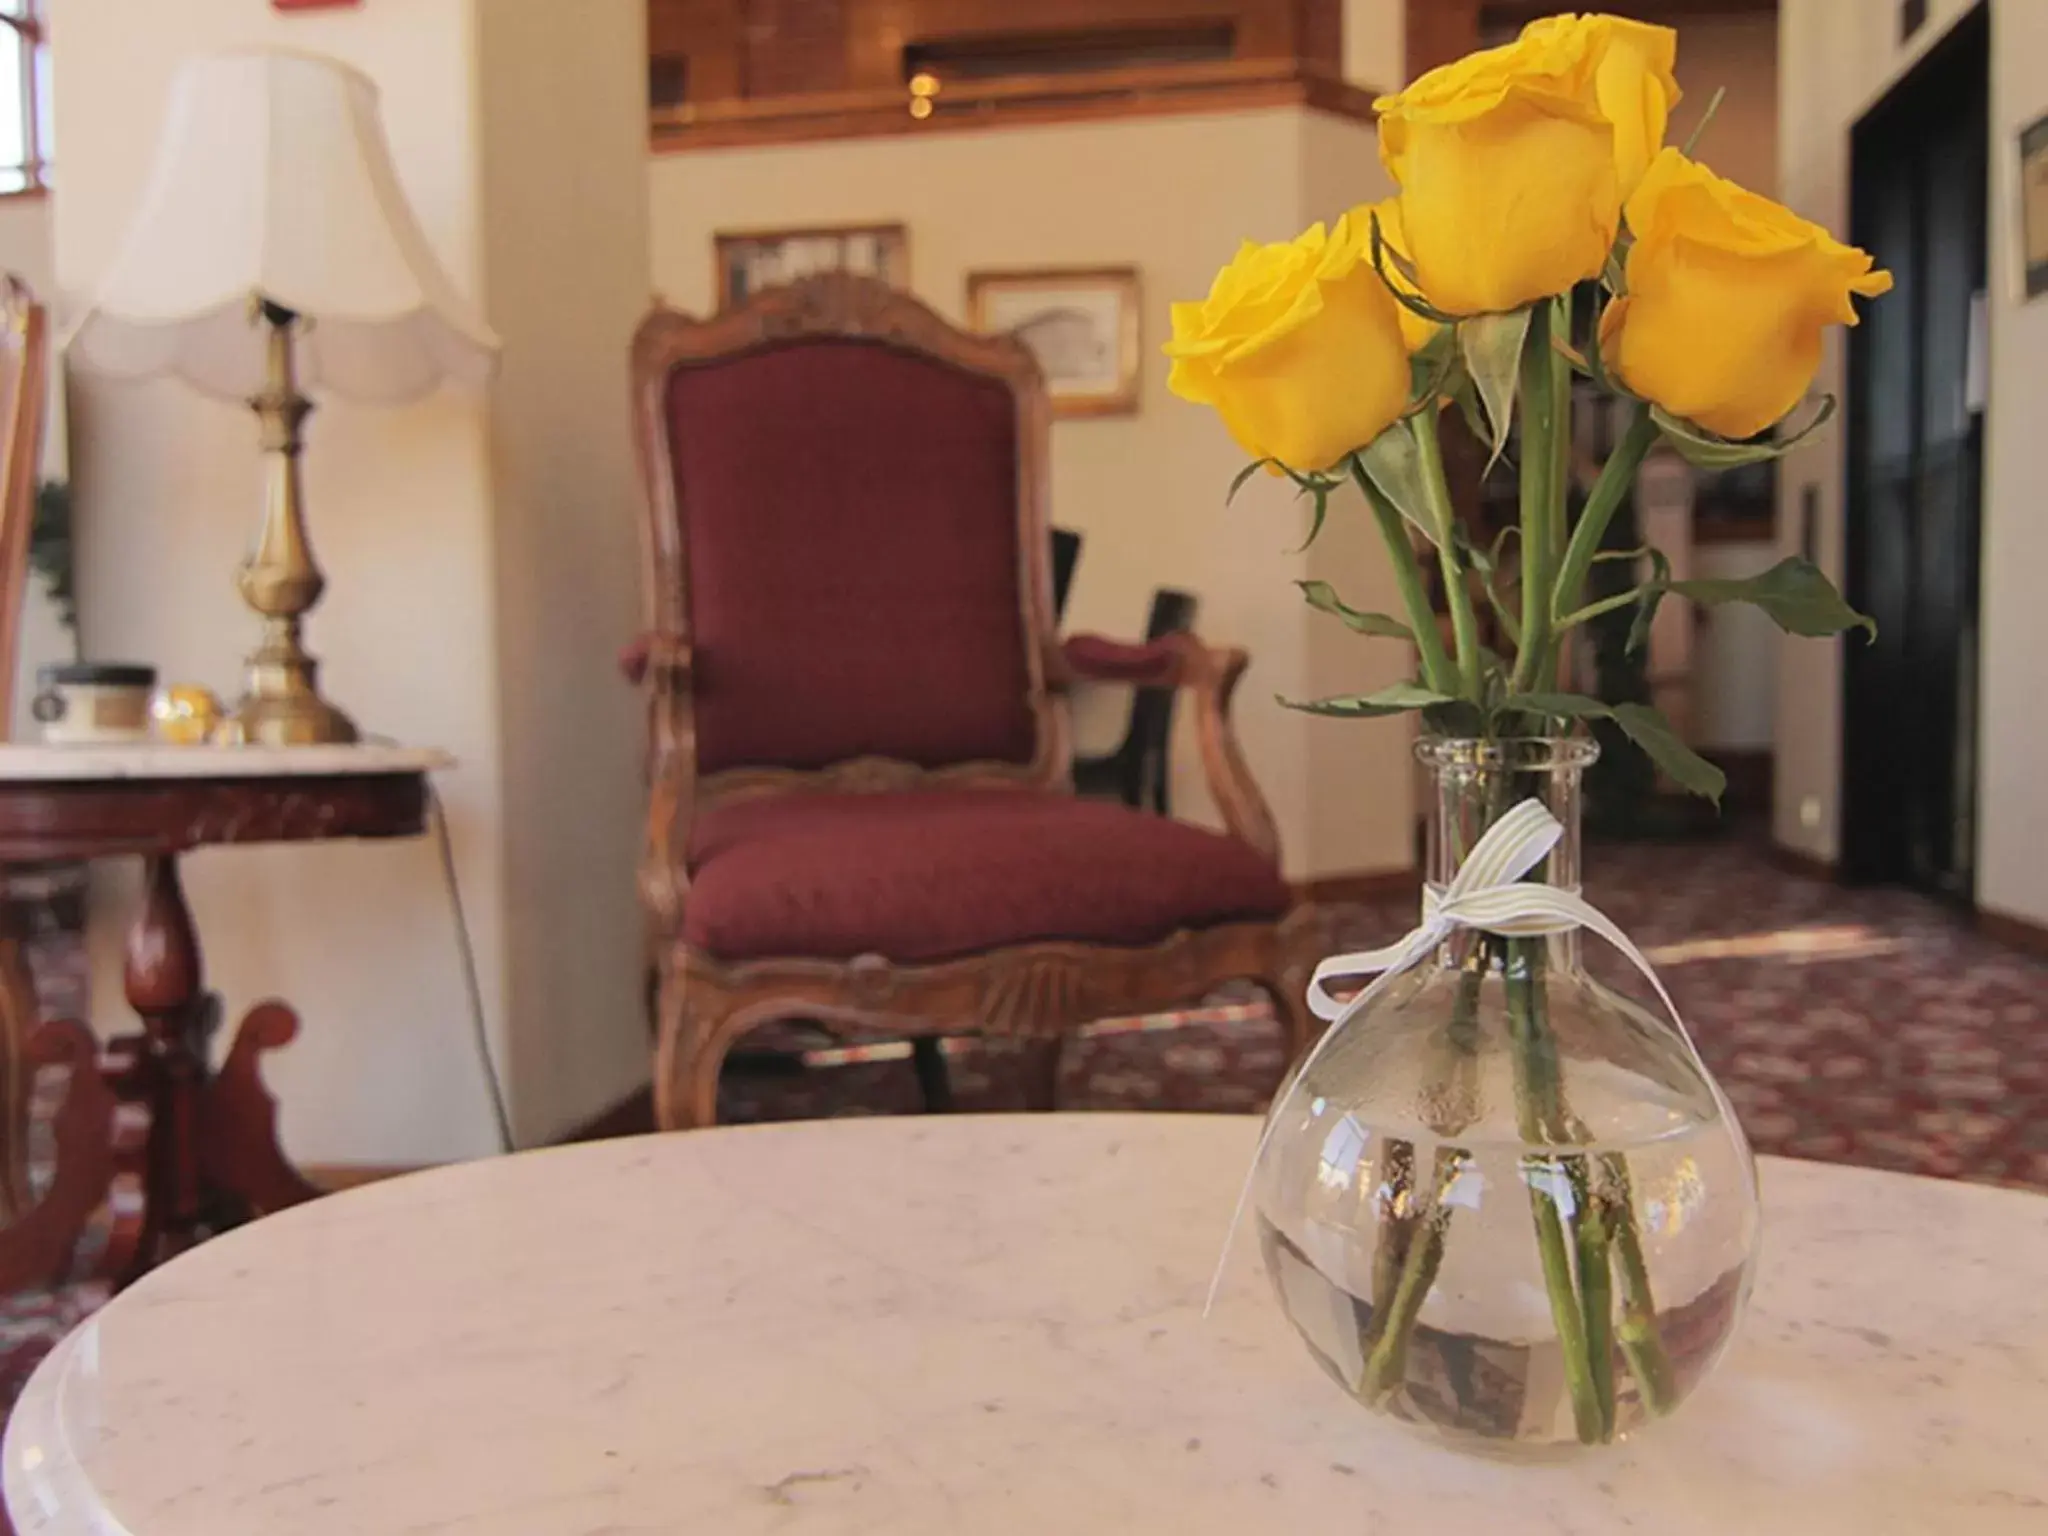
[1255,737,1759,1454]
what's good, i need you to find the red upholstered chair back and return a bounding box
[634,277,1063,788]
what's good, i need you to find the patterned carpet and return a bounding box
[722,840,2048,1188]
[3,838,2046,1518]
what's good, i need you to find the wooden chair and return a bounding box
[1074,586,1197,816]
[0,275,49,1225]
[625,274,1315,1130]
[0,276,112,1298]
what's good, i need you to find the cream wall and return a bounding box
[1675,11,1781,754]
[648,107,1416,881]
[51,0,649,1162]
[1343,0,1404,93]
[1776,0,2048,930]
[474,1,650,1142]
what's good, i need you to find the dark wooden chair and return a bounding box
[1051,527,1081,620]
[1074,587,1196,816]
[624,274,1314,1130]
[1,274,51,1226]
[0,276,117,1301]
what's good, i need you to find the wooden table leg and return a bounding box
[118,853,317,1274]
[0,1018,121,1294]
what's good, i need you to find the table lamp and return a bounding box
[68,48,499,745]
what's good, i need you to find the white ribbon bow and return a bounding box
[1207,797,1711,1313]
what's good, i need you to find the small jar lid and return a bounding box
[37,662,158,687]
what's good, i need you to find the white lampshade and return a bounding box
[67,48,499,404]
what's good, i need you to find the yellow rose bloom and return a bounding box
[1375,13,1679,315]
[1363,196,1440,354]
[1603,148,1894,440]
[1521,13,1680,194]
[1165,211,1412,472]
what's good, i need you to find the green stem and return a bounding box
[1599,1151,1679,1415]
[1360,1138,1418,1359]
[1361,1145,1461,1401]
[1359,954,1485,1402]
[1510,304,1564,694]
[1553,403,1657,632]
[1574,1163,1616,1439]
[1354,464,1458,698]
[1504,937,1604,1445]
[1542,296,1573,593]
[1410,415,1484,704]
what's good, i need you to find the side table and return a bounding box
[0,744,450,1288]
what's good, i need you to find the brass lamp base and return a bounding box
[234,687,359,746]
[235,299,359,748]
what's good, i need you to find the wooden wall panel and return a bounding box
[1404,0,1480,82]
[746,0,850,95]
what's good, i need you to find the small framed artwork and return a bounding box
[967,266,1141,418]
[2020,113,2048,298]
[713,223,909,310]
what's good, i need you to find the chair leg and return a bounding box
[1266,974,1318,1066]
[1022,1039,1063,1111]
[654,971,736,1131]
[911,1037,954,1113]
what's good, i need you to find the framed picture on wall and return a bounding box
[967,266,1141,418]
[713,223,909,310]
[2020,112,2048,298]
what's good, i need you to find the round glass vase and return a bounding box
[1255,737,1759,1454]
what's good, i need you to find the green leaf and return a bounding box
[1626,548,1673,657]
[1680,85,1728,158]
[1290,481,1331,553]
[1670,556,1876,639]
[1448,375,1492,450]
[1280,680,1454,718]
[1499,692,1725,805]
[1369,211,1461,326]
[1651,395,1837,469]
[1601,248,1628,297]
[1297,579,1414,640]
[1612,702,1726,806]
[1422,699,1487,737]
[1226,458,1273,505]
[1356,424,1439,543]
[1506,691,1613,721]
[1459,308,1534,470]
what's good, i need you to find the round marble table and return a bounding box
[7,1116,2047,1535]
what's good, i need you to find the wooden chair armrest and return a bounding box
[620,632,693,686]
[625,632,695,929]
[1057,631,1281,866]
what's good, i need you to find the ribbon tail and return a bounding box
[1203,926,1440,1317]
[1534,889,1716,1083]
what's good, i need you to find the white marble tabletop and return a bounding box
[0,743,453,781]
[6,1116,2046,1535]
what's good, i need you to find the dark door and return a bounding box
[1842,3,1987,898]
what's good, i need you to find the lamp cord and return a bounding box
[358,730,514,1156]
[424,781,516,1155]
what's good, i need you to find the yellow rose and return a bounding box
[1375,13,1679,315]
[1521,13,1679,194]
[1165,210,1412,472]
[1362,196,1439,354]
[1602,148,1893,439]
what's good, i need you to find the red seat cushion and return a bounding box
[685,790,1290,964]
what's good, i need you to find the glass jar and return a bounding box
[1254,737,1759,1453]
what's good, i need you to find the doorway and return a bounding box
[1842,2,1988,899]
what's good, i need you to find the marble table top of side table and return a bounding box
[7,1115,2047,1536]
[0,743,453,781]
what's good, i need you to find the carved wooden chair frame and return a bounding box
[0,274,108,1289]
[629,272,1316,1130]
